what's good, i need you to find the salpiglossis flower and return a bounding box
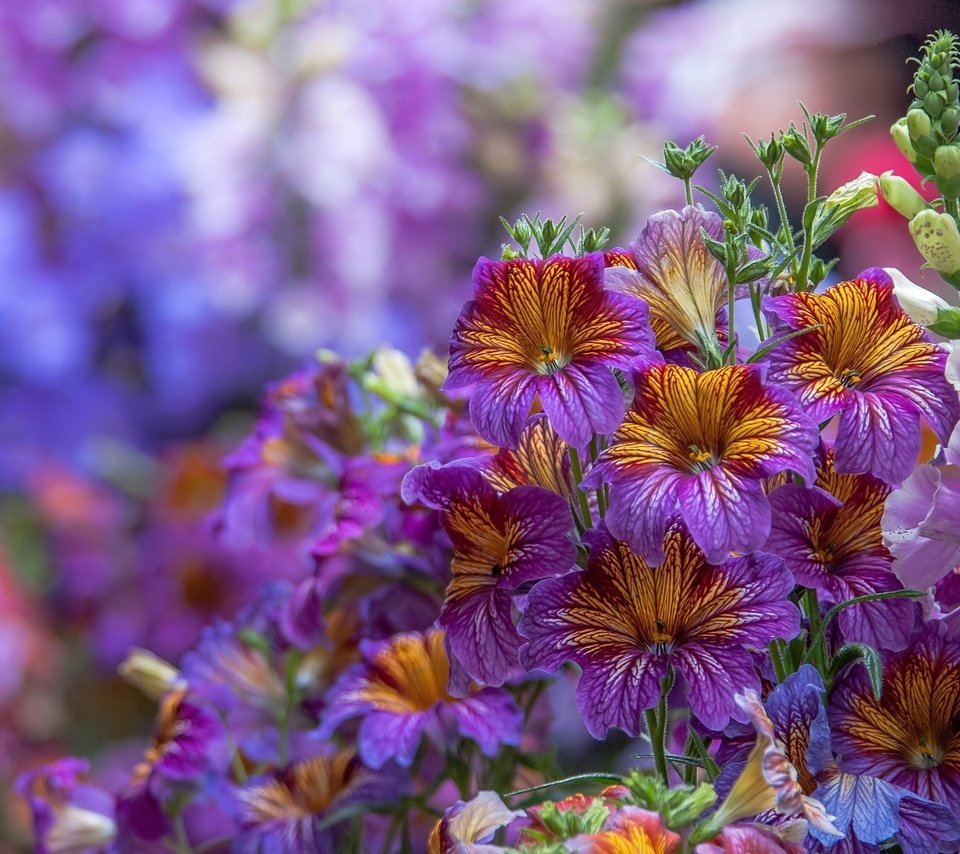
[235,751,395,853]
[473,413,577,498]
[766,449,915,651]
[762,270,960,484]
[401,462,575,686]
[585,363,818,565]
[604,205,730,357]
[322,628,522,768]
[830,624,960,813]
[444,252,656,448]
[519,526,799,735]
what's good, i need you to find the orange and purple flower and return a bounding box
[444,252,656,448]
[765,449,915,651]
[584,363,818,565]
[762,270,960,484]
[322,628,523,768]
[401,462,576,686]
[731,665,960,852]
[235,750,396,853]
[518,526,799,735]
[603,206,730,358]
[830,624,960,815]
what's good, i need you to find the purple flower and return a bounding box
[444,253,656,448]
[603,206,731,357]
[830,624,960,814]
[519,526,800,735]
[883,422,960,591]
[401,462,575,686]
[762,271,960,484]
[765,449,915,651]
[584,363,818,565]
[235,751,398,853]
[322,628,522,768]
[16,758,117,854]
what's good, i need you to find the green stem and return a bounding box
[568,447,593,528]
[683,177,694,206]
[803,587,826,673]
[795,144,823,291]
[725,258,739,366]
[768,165,796,256]
[645,669,673,786]
[947,196,960,224]
[768,639,788,683]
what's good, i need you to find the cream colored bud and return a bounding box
[879,172,929,220]
[118,648,185,701]
[46,805,117,852]
[883,267,950,324]
[371,346,420,399]
[891,118,918,163]
[910,209,960,274]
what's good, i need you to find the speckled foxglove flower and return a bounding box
[444,253,656,448]
[401,461,575,686]
[762,270,960,484]
[519,526,799,736]
[584,363,817,565]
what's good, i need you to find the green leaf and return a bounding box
[830,643,884,699]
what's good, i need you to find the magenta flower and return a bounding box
[762,270,960,484]
[765,449,915,651]
[584,363,818,565]
[444,252,656,448]
[518,526,800,735]
[322,628,522,768]
[401,462,576,686]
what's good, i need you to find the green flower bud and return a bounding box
[908,108,934,141]
[936,145,960,179]
[925,91,946,118]
[780,126,811,165]
[891,119,918,163]
[941,106,960,140]
[879,172,929,219]
[909,209,960,274]
[929,70,946,91]
[915,78,930,98]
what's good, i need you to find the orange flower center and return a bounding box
[909,734,945,769]
[535,344,570,375]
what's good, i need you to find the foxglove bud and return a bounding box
[879,172,929,219]
[908,108,934,141]
[942,106,960,140]
[936,146,960,198]
[883,267,950,325]
[910,209,960,275]
[891,118,918,163]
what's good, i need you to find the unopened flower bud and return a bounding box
[891,119,918,163]
[910,209,960,275]
[47,805,117,851]
[908,108,934,141]
[936,145,960,179]
[942,106,960,140]
[883,267,950,325]
[118,648,185,700]
[879,172,929,219]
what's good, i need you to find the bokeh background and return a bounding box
[1,0,958,846]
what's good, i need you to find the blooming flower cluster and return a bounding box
[17,26,960,854]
